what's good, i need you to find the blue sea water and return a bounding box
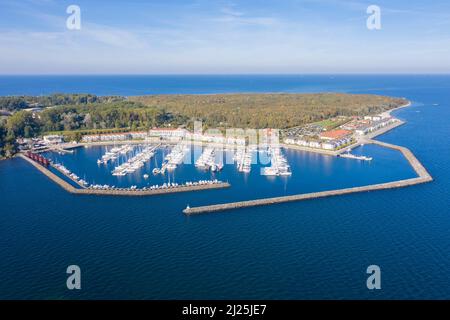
[43,144,417,206]
[0,75,449,299]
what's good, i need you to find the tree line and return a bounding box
[130,93,407,130]
[0,93,123,111]
[0,93,407,159]
[0,95,188,158]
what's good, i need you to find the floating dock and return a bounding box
[338,153,372,161]
[18,153,230,196]
[183,139,432,215]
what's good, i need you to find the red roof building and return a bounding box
[320,129,352,140]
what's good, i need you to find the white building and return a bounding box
[364,115,382,121]
[129,131,148,139]
[294,139,309,147]
[308,141,321,149]
[355,128,369,135]
[81,132,143,142]
[321,142,336,150]
[149,128,188,140]
[284,138,296,145]
[356,117,397,136]
[43,135,63,144]
[285,136,351,151]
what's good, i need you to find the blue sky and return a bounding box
[0,0,449,74]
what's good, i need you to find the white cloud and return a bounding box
[0,0,449,73]
[220,7,244,17]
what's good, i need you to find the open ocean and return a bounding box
[0,75,449,299]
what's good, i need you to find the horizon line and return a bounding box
[1,73,450,76]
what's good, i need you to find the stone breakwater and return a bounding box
[18,154,230,196]
[183,139,432,215]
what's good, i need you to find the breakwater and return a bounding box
[367,139,432,180]
[18,154,230,196]
[184,139,432,215]
[18,153,79,193]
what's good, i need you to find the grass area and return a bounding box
[313,118,351,131]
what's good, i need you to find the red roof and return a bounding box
[320,129,352,139]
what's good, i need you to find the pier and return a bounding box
[18,153,230,196]
[366,139,432,180]
[338,153,372,161]
[183,139,432,215]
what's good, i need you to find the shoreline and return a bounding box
[281,100,412,156]
[15,98,433,214]
[14,98,413,161]
[181,100,433,214]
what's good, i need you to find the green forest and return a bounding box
[0,93,123,111]
[0,93,407,158]
[130,93,407,129]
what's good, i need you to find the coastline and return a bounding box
[182,100,434,215]
[44,100,411,158]
[385,100,412,115]
[15,98,432,214]
[281,100,411,156]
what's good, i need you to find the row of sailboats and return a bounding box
[152,143,190,175]
[111,144,159,176]
[260,147,292,176]
[97,144,133,165]
[195,147,224,172]
[234,146,255,173]
[99,143,291,180]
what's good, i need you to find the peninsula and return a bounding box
[0,92,432,215]
[0,92,407,158]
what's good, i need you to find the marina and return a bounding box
[260,147,292,176]
[18,136,431,214]
[111,144,159,176]
[19,153,230,196]
[235,146,253,173]
[184,139,432,215]
[195,147,223,172]
[1,74,448,300]
[52,163,89,188]
[14,95,432,215]
[154,143,189,174]
[97,144,134,165]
